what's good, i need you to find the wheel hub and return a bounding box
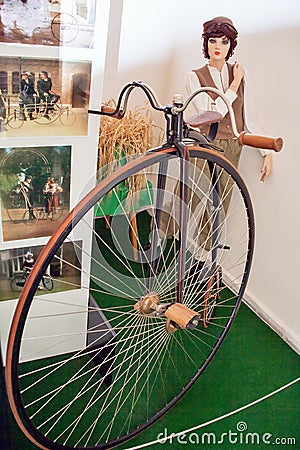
[134,292,161,315]
[134,293,201,330]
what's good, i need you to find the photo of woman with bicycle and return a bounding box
[0,242,82,302]
[0,145,71,241]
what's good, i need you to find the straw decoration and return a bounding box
[98,100,164,194]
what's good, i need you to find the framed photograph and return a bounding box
[0,0,97,48]
[0,145,71,241]
[0,56,91,137]
[0,240,82,302]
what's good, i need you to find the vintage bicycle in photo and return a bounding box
[6,177,37,225]
[5,82,282,450]
[0,3,84,47]
[11,268,54,292]
[7,93,76,129]
[6,178,63,225]
[36,191,63,222]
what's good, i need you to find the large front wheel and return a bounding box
[6,146,254,449]
[6,190,37,225]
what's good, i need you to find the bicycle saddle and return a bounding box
[185,111,222,127]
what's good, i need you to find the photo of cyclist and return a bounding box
[19,71,39,121]
[37,70,61,119]
[22,251,35,273]
[0,88,7,131]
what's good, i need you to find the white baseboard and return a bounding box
[223,271,300,355]
[242,290,300,355]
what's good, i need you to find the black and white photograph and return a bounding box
[0,0,97,48]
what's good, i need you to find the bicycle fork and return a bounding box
[145,102,189,303]
[138,103,202,330]
[176,140,189,304]
[138,145,200,330]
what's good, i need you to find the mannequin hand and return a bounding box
[230,62,245,92]
[260,154,273,182]
[233,61,245,81]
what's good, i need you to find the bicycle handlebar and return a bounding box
[89,81,283,152]
[88,81,165,119]
[238,131,283,152]
[100,105,124,119]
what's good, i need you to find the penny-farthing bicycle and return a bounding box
[5,82,282,449]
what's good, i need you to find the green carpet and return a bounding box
[2,302,299,450]
[126,303,300,450]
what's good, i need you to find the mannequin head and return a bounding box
[202,16,238,60]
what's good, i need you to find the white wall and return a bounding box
[103,0,300,352]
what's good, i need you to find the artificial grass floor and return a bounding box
[126,302,300,450]
[1,301,299,450]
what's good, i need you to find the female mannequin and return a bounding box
[186,16,272,183]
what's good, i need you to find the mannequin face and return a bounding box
[207,36,230,62]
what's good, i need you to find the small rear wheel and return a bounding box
[59,108,76,126]
[11,275,27,292]
[42,275,54,291]
[35,207,46,220]
[7,111,24,129]
[51,12,79,43]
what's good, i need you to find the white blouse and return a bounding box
[186,64,271,156]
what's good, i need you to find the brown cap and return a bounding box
[203,16,238,40]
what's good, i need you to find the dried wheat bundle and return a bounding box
[98,100,163,194]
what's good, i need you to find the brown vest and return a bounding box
[193,64,244,139]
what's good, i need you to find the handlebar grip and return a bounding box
[100,105,123,119]
[238,131,283,152]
